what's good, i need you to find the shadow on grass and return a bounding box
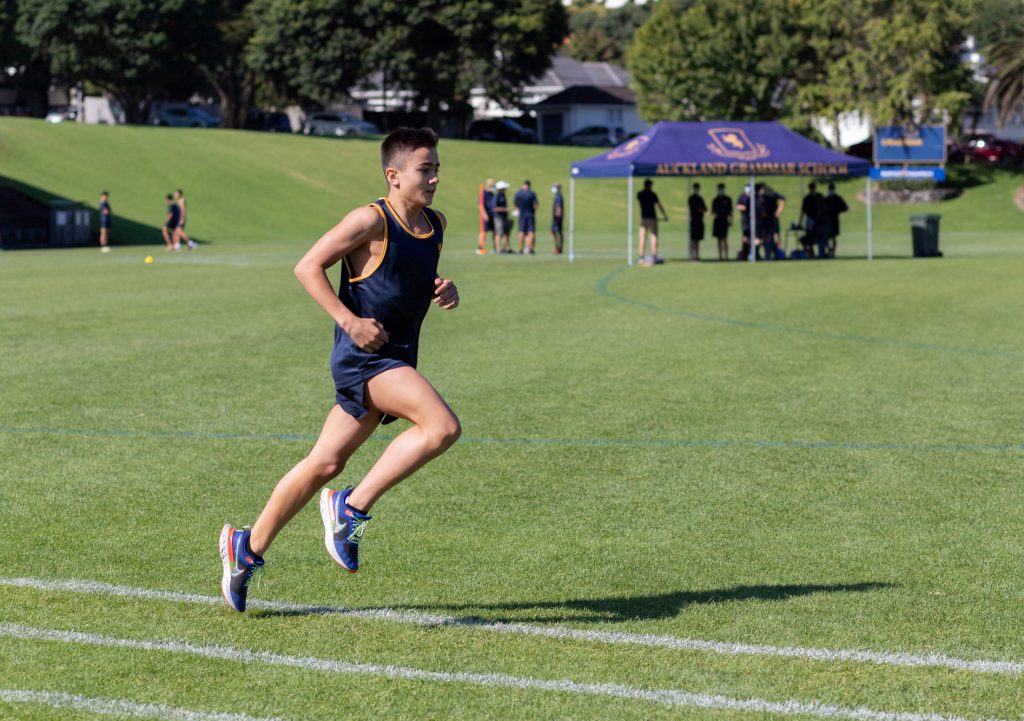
[0,175,210,248]
[249,581,894,623]
[383,581,895,624]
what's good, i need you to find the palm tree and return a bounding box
[984,21,1024,129]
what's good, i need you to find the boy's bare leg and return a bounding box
[650,232,658,258]
[248,404,382,555]
[162,227,173,249]
[638,226,646,258]
[517,231,525,252]
[347,366,461,511]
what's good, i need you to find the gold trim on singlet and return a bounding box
[348,203,388,283]
[383,197,435,238]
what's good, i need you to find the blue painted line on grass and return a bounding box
[596,267,1023,359]
[2,426,1020,454]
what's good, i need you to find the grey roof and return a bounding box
[533,85,636,107]
[532,55,631,90]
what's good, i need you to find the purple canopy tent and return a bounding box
[567,121,871,263]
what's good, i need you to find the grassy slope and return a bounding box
[2,117,1022,255]
[1,118,1023,720]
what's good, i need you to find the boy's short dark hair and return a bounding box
[693,182,701,190]
[100,191,108,196]
[166,194,173,200]
[380,127,439,172]
[643,179,653,188]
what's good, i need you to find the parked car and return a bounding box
[304,112,379,137]
[466,118,537,143]
[559,125,626,147]
[245,110,293,133]
[153,104,219,128]
[949,134,1023,165]
[44,106,77,123]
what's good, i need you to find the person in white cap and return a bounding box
[493,181,512,253]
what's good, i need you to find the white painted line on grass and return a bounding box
[0,622,1007,721]
[2,575,1021,676]
[0,688,286,721]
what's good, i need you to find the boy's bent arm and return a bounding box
[294,206,389,351]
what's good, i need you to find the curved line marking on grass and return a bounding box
[2,577,1022,676]
[0,689,286,721]
[596,267,1023,359]
[2,426,1021,454]
[0,622,1012,721]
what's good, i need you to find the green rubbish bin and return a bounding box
[910,214,942,258]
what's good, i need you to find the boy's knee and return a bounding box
[426,415,461,452]
[307,455,345,480]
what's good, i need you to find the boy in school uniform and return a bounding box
[162,194,180,251]
[220,127,461,612]
[98,191,112,252]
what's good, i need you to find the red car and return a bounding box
[950,134,1024,165]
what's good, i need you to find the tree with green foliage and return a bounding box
[563,0,655,65]
[15,0,209,123]
[190,0,261,130]
[245,0,367,108]
[247,0,567,129]
[629,0,812,123]
[983,19,1024,129]
[802,0,974,129]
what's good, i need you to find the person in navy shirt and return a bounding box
[162,193,180,251]
[219,127,461,613]
[480,178,495,254]
[550,182,564,254]
[98,191,112,252]
[711,183,732,261]
[688,182,707,261]
[493,180,511,253]
[513,179,538,254]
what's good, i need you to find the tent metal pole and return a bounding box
[748,174,756,262]
[569,176,576,263]
[627,172,634,266]
[866,175,873,261]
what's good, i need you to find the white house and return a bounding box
[531,84,646,144]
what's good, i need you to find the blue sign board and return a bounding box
[869,166,945,181]
[874,126,946,164]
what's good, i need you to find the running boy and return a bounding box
[162,194,180,251]
[220,127,461,612]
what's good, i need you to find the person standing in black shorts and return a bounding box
[98,191,112,253]
[688,182,707,261]
[636,179,668,265]
[513,180,538,254]
[711,183,732,261]
[550,182,564,254]
[162,193,180,251]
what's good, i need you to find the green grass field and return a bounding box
[1,117,1023,721]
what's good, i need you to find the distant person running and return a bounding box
[98,191,112,253]
[688,182,707,261]
[550,182,564,254]
[711,183,732,261]
[514,180,538,254]
[219,127,461,613]
[174,189,196,250]
[636,179,668,266]
[162,194,180,251]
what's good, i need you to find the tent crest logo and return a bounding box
[706,128,769,160]
[606,134,651,160]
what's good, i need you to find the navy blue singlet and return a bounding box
[330,198,444,424]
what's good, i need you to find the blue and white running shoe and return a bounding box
[319,487,371,573]
[219,524,263,612]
